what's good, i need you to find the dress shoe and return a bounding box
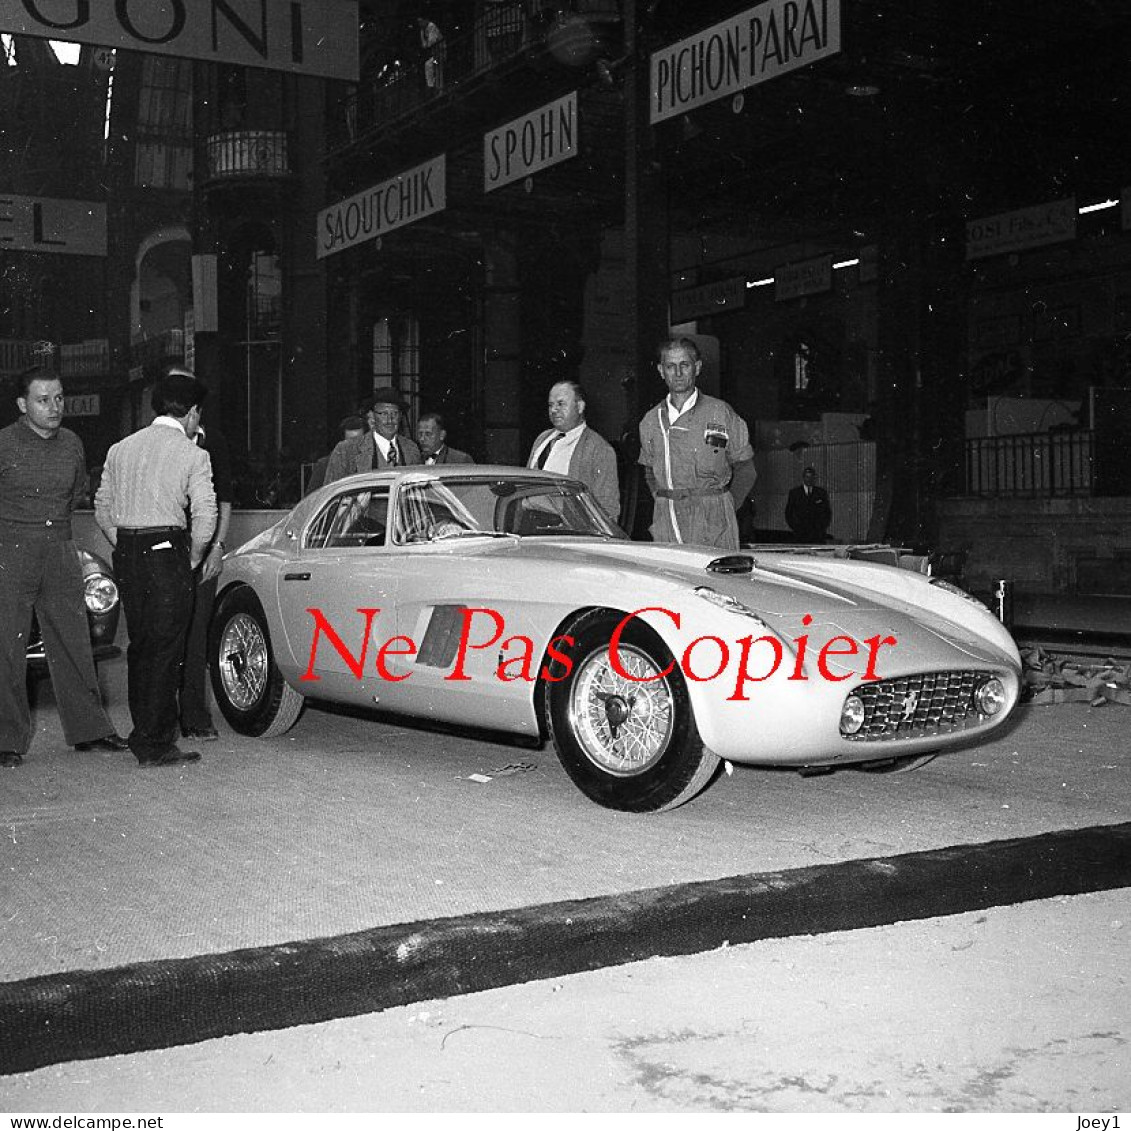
[181,724,219,741]
[0,751,23,768]
[137,747,202,767]
[75,733,131,753]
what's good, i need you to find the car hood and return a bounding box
[495,540,1012,669]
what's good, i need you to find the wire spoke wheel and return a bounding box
[218,611,269,711]
[569,643,675,776]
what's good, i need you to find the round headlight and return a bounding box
[973,676,1007,717]
[84,573,118,615]
[840,693,866,735]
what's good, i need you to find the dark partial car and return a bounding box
[26,547,121,671]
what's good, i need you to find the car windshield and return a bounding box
[392,475,624,544]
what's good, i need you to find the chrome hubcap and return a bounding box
[218,612,268,710]
[568,644,675,776]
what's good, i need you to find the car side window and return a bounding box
[306,486,390,550]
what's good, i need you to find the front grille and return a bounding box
[843,670,995,742]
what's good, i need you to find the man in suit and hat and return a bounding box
[324,388,422,484]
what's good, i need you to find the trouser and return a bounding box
[113,528,193,757]
[0,523,114,754]
[180,571,218,730]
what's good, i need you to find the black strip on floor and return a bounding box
[2,821,1129,1076]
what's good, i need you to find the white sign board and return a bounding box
[966,199,1077,260]
[0,0,358,82]
[64,394,101,418]
[0,195,107,257]
[670,276,747,323]
[775,254,832,301]
[317,156,446,260]
[484,92,577,193]
[651,0,840,124]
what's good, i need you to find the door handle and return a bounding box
[283,572,311,581]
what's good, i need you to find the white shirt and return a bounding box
[373,433,400,463]
[665,389,699,425]
[532,422,586,475]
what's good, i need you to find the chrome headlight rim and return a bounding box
[973,675,1007,717]
[840,692,866,735]
[83,573,119,615]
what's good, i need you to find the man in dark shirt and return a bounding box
[0,368,128,767]
[179,416,233,740]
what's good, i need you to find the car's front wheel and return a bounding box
[543,610,719,812]
[209,585,304,738]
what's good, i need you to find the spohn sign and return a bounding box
[0,0,359,82]
[650,0,840,124]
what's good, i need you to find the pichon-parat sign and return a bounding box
[650,0,840,124]
[0,0,359,82]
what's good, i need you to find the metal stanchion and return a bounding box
[994,579,1014,629]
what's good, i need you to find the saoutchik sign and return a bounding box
[0,0,358,82]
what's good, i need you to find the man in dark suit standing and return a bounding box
[785,466,833,543]
[417,412,473,465]
[324,388,422,484]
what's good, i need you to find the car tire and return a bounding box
[544,609,719,812]
[209,585,304,738]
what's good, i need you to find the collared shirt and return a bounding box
[665,388,699,426]
[95,416,217,542]
[0,417,87,526]
[373,433,400,464]
[532,422,586,475]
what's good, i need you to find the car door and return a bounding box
[273,482,402,706]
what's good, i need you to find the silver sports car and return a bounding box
[209,466,1021,812]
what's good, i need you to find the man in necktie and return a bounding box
[323,388,422,483]
[526,381,620,520]
[785,466,833,543]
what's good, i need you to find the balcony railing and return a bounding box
[335,0,621,151]
[204,130,291,182]
[964,430,1094,497]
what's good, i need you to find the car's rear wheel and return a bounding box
[543,610,719,812]
[209,585,304,738]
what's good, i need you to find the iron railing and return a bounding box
[964,430,1094,497]
[334,0,620,152]
[204,130,291,181]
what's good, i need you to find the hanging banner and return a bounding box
[0,195,107,256]
[775,254,832,301]
[0,0,358,82]
[966,199,1077,260]
[484,92,577,193]
[670,276,747,322]
[651,0,840,124]
[317,156,447,260]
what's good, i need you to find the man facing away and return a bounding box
[0,367,129,767]
[417,412,474,465]
[324,388,422,484]
[785,465,833,543]
[527,380,620,522]
[306,414,365,495]
[638,337,756,551]
[95,368,216,767]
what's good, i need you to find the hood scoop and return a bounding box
[706,554,755,575]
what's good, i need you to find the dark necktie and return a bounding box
[536,432,564,470]
[387,443,399,467]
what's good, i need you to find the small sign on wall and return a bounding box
[775,255,832,301]
[64,394,100,417]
